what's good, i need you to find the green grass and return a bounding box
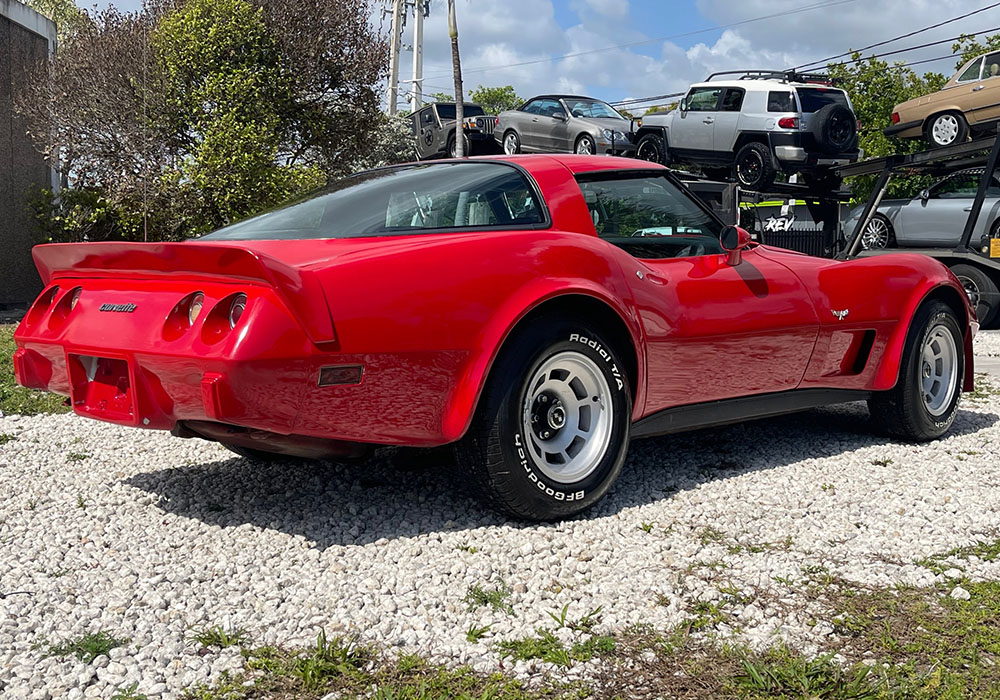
[464,581,514,615]
[0,324,70,415]
[110,683,148,700]
[44,631,130,663]
[190,625,251,649]
[465,623,492,643]
[0,432,15,445]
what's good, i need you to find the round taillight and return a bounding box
[228,294,247,329]
[69,287,82,310]
[188,293,205,325]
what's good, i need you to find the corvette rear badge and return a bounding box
[832,309,849,320]
[99,303,137,313]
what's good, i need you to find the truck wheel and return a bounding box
[502,130,521,155]
[636,134,665,164]
[447,133,471,158]
[457,318,632,521]
[868,300,963,441]
[734,142,776,190]
[950,263,999,328]
[926,112,968,148]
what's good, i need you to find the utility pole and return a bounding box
[409,1,426,114]
[386,0,403,115]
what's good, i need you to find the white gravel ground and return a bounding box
[2,333,1000,699]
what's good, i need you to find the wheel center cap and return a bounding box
[547,405,566,430]
[923,363,932,378]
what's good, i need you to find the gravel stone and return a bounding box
[2,332,1000,695]
[950,586,972,600]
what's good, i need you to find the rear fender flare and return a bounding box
[873,281,975,393]
[439,282,647,442]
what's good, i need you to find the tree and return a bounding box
[827,53,946,202]
[469,85,522,114]
[16,0,395,241]
[447,0,464,157]
[953,33,1000,70]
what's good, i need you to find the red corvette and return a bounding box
[13,155,976,520]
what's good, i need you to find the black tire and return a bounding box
[859,213,895,250]
[575,134,597,155]
[447,133,471,158]
[734,142,776,190]
[809,103,858,153]
[950,263,1000,328]
[222,443,286,462]
[925,112,969,148]
[502,130,521,155]
[636,134,665,164]
[456,317,632,521]
[868,300,964,441]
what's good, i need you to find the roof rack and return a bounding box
[704,70,835,85]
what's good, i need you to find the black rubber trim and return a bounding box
[631,388,872,439]
[883,119,922,137]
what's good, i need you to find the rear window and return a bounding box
[795,87,849,113]
[202,162,545,241]
[767,91,795,112]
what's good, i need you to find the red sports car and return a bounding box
[13,155,976,520]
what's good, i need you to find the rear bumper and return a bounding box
[883,119,922,138]
[769,132,859,169]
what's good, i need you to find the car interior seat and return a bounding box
[991,63,999,77]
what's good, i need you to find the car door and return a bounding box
[672,86,722,153]
[526,98,564,151]
[899,171,981,246]
[575,171,819,412]
[414,107,439,159]
[712,88,745,152]
[515,99,549,152]
[966,51,1000,125]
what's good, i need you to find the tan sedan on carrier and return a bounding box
[886,50,1000,148]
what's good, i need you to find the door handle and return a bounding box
[643,272,668,286]
[974,85,985,91]
[703,117,715,124]
[964,207,974,211]
[531,118,539,122]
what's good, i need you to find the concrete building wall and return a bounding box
[0,0,56,308]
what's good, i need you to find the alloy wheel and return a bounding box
[919,324,959,417]
[931,115,959,146]
[861,217,891,249]
[520,350,613,484]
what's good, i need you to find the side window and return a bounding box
[576,174,724,259]
[933,173,980,198]
[522,100,543,114]
[720,88,745,112]
[685,87,722,112]
[537,99,561,117]
[767,91,795,112]
[957,56,984,82]
[421,110,435,126]
[985,53,1000,80]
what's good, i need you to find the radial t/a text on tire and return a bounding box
[457,318,632,521]
[868,300,964,441]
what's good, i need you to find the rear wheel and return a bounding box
[859,214,895,250]
[734,142,776,191]
[926,112,968,148]
[950,263,999,328]
[457,318,632,521]
[868,300,964,441]
[502,130,521,155]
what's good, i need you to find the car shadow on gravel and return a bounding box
[124,402,998,548]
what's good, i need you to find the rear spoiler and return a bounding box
[32,242,337,347]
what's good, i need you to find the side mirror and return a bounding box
[679,99,687,112]
[552,110,567,121]
[720,225,752,266]
[919,188,930,201]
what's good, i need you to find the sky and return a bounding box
[84,0,1000,112]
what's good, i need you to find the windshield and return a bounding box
[435,104,486,120]
[202,162,544,241]
[562,98,626,120]
[795,87,850,113]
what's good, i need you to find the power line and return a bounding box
[821,25,1000,68]
[795,2,1000,70]
[420,0,862,81]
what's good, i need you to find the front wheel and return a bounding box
[950,263,999,328]
[448,133,471,158]
[867,300,964,441]
[859,213,895,250]
[457,319,632,521]
[575,134,596,155]
[636,134,665,164]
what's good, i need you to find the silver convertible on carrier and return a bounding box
[494,94,636,157]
